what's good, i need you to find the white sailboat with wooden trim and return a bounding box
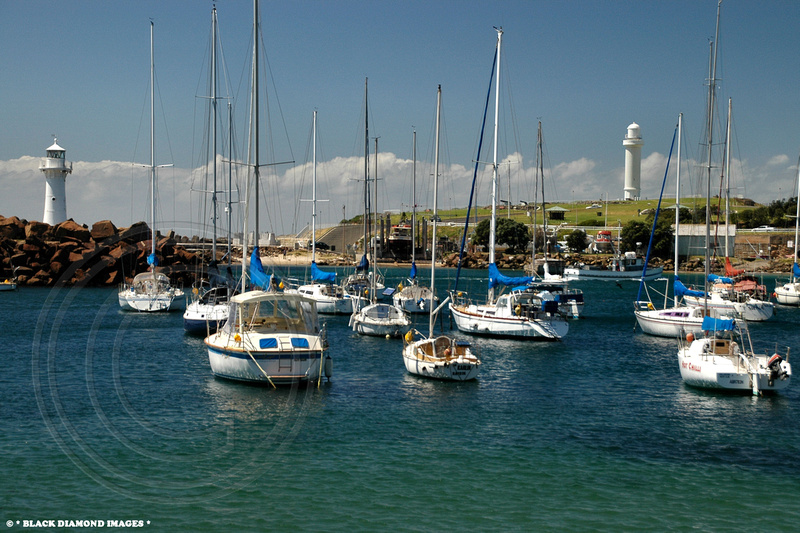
[403,85,480,380]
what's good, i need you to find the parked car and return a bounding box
[753,225,775,232]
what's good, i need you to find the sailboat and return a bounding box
[773,154,800,305]
[342,78,379,310]
[677,1,789,394]
[679,99,774,322]
[403,85,480,380]
[524,121,584,319]
[350,136,411,337]
[633,114,722,337]
[393,130,437,314]
[289,111,354,315]
[118,21,185,313]
[184,7,235,334]
[205,0,331,385]
[448,28,569,341]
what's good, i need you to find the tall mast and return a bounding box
[674,113,682,280]
[252,0,260,250]
[539,121,547,263]
[704,0,721,309]
[149,21,156,265]
[724,97,732,258]
[363,78,369,263]
[411,129,417,268]
[211,7,218,261]
[488,27,502,302]
[429,85,442,337]
[227,101,233,265]
[372,137,379,302]
[311,110,317,262]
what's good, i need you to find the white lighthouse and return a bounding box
[39,138,73,225]
[622,122,643,201]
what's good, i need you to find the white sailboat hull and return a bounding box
[393,288,437,314]
[350,303,411,338]
[633,303,711,338]
[683,294,773,321]
[291,284,354,315]
[774,282,800,306]
[206,331,326,385]
[564,265,663,281]
[678,338,791,393]
[449,303,568,340]
[119,287,185,312]
[402,337,479,381]
[183,301,229,334]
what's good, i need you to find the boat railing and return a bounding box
[450,290,472,308]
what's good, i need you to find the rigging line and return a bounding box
[454,41,497,292]
[636,123,677,304]
[291,114,315,235]
[257,29,294,236]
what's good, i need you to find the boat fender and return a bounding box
[234,334,241,343]
[404,330,414,344]
[647,302,655,310]
[444,348,451,357]
[324,355,333,378]
[515,304,522,316]
[729,342,739,355]
[686,332,694,343]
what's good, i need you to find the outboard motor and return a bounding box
[767,354,786,386]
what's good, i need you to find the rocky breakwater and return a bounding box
[0,215,202,287]
[442,251,528,270]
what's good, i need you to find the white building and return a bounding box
[39,138,73,225]
[623,123,643,201]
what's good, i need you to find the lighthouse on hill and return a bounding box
[622,123,643,201]
[39,138,73,225]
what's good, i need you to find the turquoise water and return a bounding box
[4,267,800,531]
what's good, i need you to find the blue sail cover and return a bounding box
[409,261,417,280]
[674,277,705,298]
[708,274,734,284]
[793,262,800,278]
[147,253,159,267]
[356,254,369,272]
[249,248,272,290]
[488,263,533,289]
[311,261,337,283]
[701,316,735,332]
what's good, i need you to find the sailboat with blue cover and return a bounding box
[448,28,568,341]
[350,137,411,338]
[393,130,437,314]
[184,7,236,334]
[118,21,184,313]
[633,114,723,337]
[676,1,788,394]
[205,0,330,385]
[290,111,354,314]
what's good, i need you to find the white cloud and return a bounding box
[768,154,790,166]
[2,148,792,238]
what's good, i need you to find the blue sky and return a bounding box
[2,0,799,238]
